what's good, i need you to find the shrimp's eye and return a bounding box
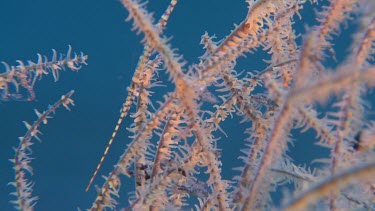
[353,132,362,151]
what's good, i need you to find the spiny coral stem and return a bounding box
[10,90,75,211]
[0,46,87,101]
[282,161,375,211]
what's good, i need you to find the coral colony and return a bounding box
[4,0,375,210]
